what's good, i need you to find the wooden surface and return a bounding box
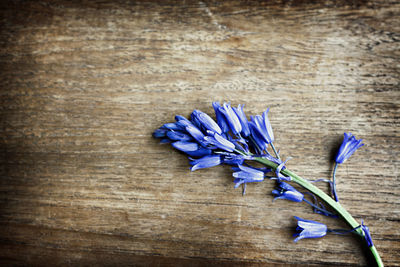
[0,0,399,266]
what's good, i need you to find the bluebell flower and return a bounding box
[191,109,222,134]
[175,115,190,122]
[222,153,246,165]
[250,109,274,144]
[162,122,184,131]
[232,165,265,188]
[272,182,304,202]
[153,128,167,138]
[212,102,230,133]
[166,131,192,142]
[204,133,235,152]
[293,216,327,242]
[248,121,268,152]
[262,108,274,143]
[190,155,221,171]
[218,102,242,135]
[335,133,364,164]
[233,104,250,137]
[185,124,206,144]
[172,141,212,157]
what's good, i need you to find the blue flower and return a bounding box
[218,102,242,135]
[212,102,230,133]
[248,121,268,152]
[233,104,250,137]
[335,133,364,164]
[250,108,274,144]
[185,124,206,144]
[204,132,235,152]
[232,165,265,188]
[166,131,192,142]
[162,122,185,131]
[222,153,246,165]
[191,109,222,134]
[172,141,212,157]
[262,108,274,143]
[272,182,304,202]
[190,155,221,171]
[153,128,167,138]
[293,216,327,242]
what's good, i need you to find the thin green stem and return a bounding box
[253,156,384,267]
[270,142,280,160]
[332,162,339,201]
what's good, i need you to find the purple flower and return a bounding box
[162,122,185,131]
[335,133,364,164]
[218,102,242,135]
[204,133,235,152]
[191,110,222,134]
[212,102,230,133]
[272,182,304,202]
[153,128,167,138]
[250,108,274,144]
[248,121,268,152]
[185,125,205,144]
[293,216,327,242]
[190,155,221,171]
[233,104,250,137]
[172,141,212,157]
[222,153,246,165]
[262,108,274,143]
[166,131,192,142]
[232,165,265,188]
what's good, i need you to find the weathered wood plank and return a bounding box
[0,0,399,266]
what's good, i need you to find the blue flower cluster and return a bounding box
[154,102,368,244]
[154,102,278,193]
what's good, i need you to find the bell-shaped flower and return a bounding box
[185,125,205,144]
[293,216,327,242]
[166,131,192,142]
[232,165,264,188]
[233,104,250,137]
[218,103,242,135]
[162,122,185,131]
[190,155,221,171]
[262,108,274,143]
[172,141,212,157]
[191,110,222,134]
[335,133,364,164]
[222,153,246,165]
[272,182,304,202]
[204,132,235,152]
[212,102,230,133]
[250,108,274,144]
[153,128,168,138]
[248,121,268,152]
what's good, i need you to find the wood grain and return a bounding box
[0,0,399,266]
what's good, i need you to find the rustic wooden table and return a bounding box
[0,0,399,266]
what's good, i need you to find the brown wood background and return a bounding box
[0,0,399,266]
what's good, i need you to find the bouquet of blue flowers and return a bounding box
[153,102,383,266]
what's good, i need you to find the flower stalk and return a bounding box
[153,102,383,266]
[254,156,384,267]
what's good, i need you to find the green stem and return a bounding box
[254,157,384,267]
[270,142,280,160]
